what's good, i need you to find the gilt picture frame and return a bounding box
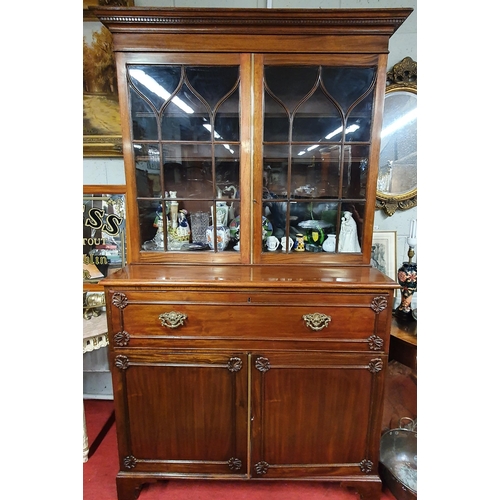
[84,0,134,21]
[371,230,397,282]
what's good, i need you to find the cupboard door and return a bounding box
[120,53,252,264]
[112,350,249,476]
[251,351,385,478]
[255,54,382,265]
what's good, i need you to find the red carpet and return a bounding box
[84,399,397,500]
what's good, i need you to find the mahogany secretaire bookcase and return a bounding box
[93,7,412,500]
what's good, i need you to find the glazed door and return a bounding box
[111,349,249,477]
[117,52,253,264]
[254,54,384,265]
[250,351,386,478]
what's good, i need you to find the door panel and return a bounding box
[112,350,249,475]
[251,351,385,478]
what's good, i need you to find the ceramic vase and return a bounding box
[206,225,230,251]
[394,261,417,321]
[322,234,336,252]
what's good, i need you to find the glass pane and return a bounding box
[264,66,319,144]
[83,193,126,283]
[263,201,288,242]
[131,63,241,255]
[292,88,340,142]
[130,86,158,141]
[185,66,239,110]
[138,199,166,251]
[316,145,341,198]
[161,84,211,141]
[264,92,289,142]
[263,200,340,254]
[214,89,239,142]
[215,144,239,199]
[342,146,369,199]
[263,145,289,196]
[265,66,319,112]
[346,93,374,143]
[291,146,342,198]
[135,144,161,197]
[162,144,212,199]
[129,65,182,112]
[321,67,376,114]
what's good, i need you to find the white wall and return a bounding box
[83,0,418,306]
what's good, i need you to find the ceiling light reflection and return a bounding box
[129,69,194,114]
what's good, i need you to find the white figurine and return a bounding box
[338,211,361,253]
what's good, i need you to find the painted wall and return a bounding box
[83,0,418,306]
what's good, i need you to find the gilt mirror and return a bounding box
[376,57,417,216]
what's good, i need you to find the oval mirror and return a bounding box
[376,57,417,216]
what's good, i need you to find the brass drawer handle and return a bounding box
[159,311,187,329]
[303,312,331,331]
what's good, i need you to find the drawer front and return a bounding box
[107,289,392,351]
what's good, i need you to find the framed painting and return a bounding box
[83,4,133,156]
[371,230,397,281]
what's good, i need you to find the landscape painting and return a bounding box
[83,22,123,157]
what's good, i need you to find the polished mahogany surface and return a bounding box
[104,264,397,290]
[94,7,410,500]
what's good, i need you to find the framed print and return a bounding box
[84,0,134,21]
[371,230,397,281]
[83,22,123,157]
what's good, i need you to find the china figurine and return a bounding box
[168,207,191,250]
[338,211,361,253]
[176,209,191,241]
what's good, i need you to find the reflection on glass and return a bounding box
[133,144,161,198]
[161,83,211,141]
[83,194,126,281]
[138,199,166,251]
[378,91,417,195]
[342,145,369,199]
[214,90,240,142]
[130,87,158,141]
[129,66,182,111]
[293,88,340,142]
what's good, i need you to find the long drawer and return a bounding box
[107,289,392,351]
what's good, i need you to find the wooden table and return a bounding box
[389,316,417,371]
